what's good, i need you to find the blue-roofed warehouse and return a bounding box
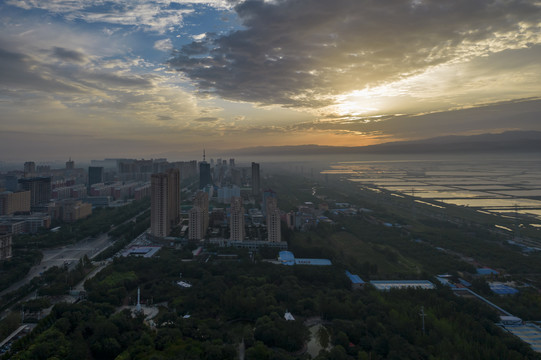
[477,267,499,275]
[489,282,519,295]
[370,280,435,291]
[278,251,295,266]
[345,271,365,290]
[278,251,332,266]
[294,258,332,266]
[435,276,457,288]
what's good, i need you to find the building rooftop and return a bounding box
[435,276,456,288]
[499,323,541,353]
[122,246,161,258]
[477,267,499,275]
[177,281,192,288]
[345,271,365,284]
[278,251,295,265]
[284,312,295,321]
[278,251,332,266]
[489,282,519,295]
[295,258,332,266]
[370,280,435,291]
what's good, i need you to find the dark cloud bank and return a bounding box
[169,0,540,108]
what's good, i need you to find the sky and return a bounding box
[0,0,540,162]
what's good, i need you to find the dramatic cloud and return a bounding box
[0,47,83,93]
[170,0,541,108]
[0,36,210,138]
[292,98,541,141]
[0,43,155,96]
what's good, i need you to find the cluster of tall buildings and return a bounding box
[116,159,197,182]
[149,154,266,242]
[140,152,280,243]
[1,155,281,253]
[0,160,93,238]
[0,176,53,235]
[181,158,282,244]
[198,153,260,193]
[224,190,281,243]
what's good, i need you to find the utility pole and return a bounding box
[514,203,520,240]
[411,187,416,215]
[420,306,426,336]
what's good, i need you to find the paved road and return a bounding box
[0,206,149,322]
[0,234,113,298]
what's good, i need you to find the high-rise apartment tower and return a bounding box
[88,166,104,194]
[18,177,51,207]
[189,191,209,240]
[266,197,281,242]
[199,150,212,189]
[230,196,245,241]
[251,162,260,196]
[150,169,180,238]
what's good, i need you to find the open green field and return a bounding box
[291,228,421,277]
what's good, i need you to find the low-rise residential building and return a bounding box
[50,200,92,222]
[0,213,51,234]
[63,200,92,222]
[0,191,31,215]
[0,233,12,260]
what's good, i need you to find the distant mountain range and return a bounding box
[231,131,541,156]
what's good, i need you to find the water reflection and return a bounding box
[325,157,541,220]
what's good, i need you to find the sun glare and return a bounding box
[333,83,405,117]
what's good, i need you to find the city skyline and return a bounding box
[1,0,540,162]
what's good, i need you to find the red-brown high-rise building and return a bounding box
[167,168,180,229]
[150,169,180,238]
[266,197,281,242]
[230,196,244,241]
[189,191,209,240]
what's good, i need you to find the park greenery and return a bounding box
[0,248,42,292]
[6,250,539,359]
[0,256,94,312]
